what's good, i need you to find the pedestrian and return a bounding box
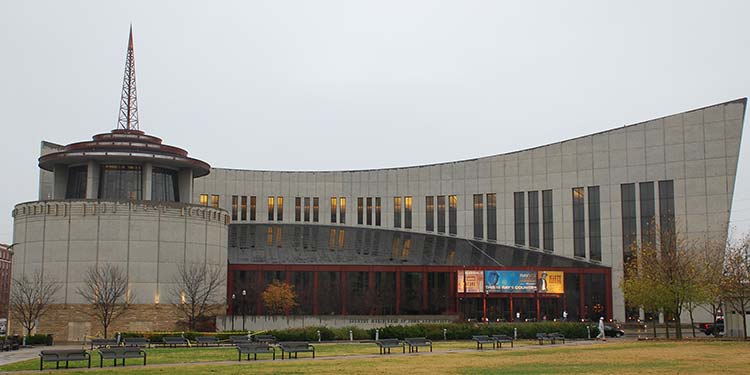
[597,317,606,341]
[562,310,568,321]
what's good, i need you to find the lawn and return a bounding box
[2,340,749,374]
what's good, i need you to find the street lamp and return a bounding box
[230,293,236,331]
[241,289,247,332]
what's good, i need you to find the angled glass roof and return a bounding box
[228,224,607,269]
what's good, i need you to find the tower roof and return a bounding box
[118,25,139,131]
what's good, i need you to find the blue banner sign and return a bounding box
[484,271,537,293]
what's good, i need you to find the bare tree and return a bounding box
[9,271,61,337]
[169,263,224,331]
[76,264,131,338]
[721,233,750,339]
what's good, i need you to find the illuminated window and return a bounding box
[250,196,256,221]
[241,196,248,221]
[200,194,208,206]
[375,197,381,226]
[211,195,220,208]
[404,196,412,229]
[473,194,483,239]
[295,197,302,222]
[449,195,457,235]
[357,197,364,225]
[313,197,319,222]
[394,197,402,228]
[304,197,311,222]
[339,197,346,224]
[425,196,435,232]
[276,196,283,221]
[231,195,238,221]
[331,197,337,223]
[268,196,274,221]
[572,187,585,257]
[437,196,446,234]
[366,197,373,225]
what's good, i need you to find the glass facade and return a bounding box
[65,165,87,199]
[276,196,283,221]
[426,196,435,232]
[588,186,601,261]
[404,196,413,229]
[449,195,457,235]
[367,197,373,225]
[331,197,337,223]
[268,196,275,221]
[621,183,637,263]
[487,193,497,241]
[232,195,239,221]
[295,197,302,222]
[528,191,539,248]
[514,192,525,246]
[313,197,319,222]
[241,196,248,221]
[304,197,311,222]
[99,164,142,200]
[152,167,179,202]
[250,196,256,221]
[473,194,484,239]
[572,187,585,257]
[339,197,346,224]
[542,190,553,251]
[659,180,676,252]
[375,197,381,226]
[640,182,656,246]
[357,197,364,225]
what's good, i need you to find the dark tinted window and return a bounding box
[426,196,435,232]
[621,183,637,263]
[659,180,676,252]
[473,194,484,239]
[542,190,554,251]
[437,195,446,234]
[572,187,585,257]
[394,197,402,228]
[99,164,142,200]
[152,167,179,202]
[528,191,539,248]
[487,193,497,241]
[640,182,655,246]
[449,195,457,235]
[514,192,525,246]
[588,186,601,261]
[65,165,87,199]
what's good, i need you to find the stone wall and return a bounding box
[216,315,459,331]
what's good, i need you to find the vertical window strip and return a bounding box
[639,182,656,247]
[426,196,435,232]
[437,195,446,234]
[588,186,601,261]
[542,190,553,251]
[295,197,302,222]
[331,197,337,223]
[366,197,373,225]
[473,194,484,239]
[267,196,275,221]
[486,193,497,241]
[513,192,525,246]
[528,191,539,248]
[621,183,637,263]
[312,197,318,222]
[357,197,364,225]
[449,195,457,235]
[394,197,402,228]
[276,196,283,221]
[250,196,256,221]
[231,195,238,221]
[304,197,311,222]
[241,196,247,221]
[572,187,585,257]
[404,196,413,229]
[339,197,346,224]
[375,197,381,226]
[659,180,676,253]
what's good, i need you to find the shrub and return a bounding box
[25,334,54,345]
[370,322,593,340]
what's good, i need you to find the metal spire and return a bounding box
[117,25,139,130]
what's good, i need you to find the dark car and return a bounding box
[697,319,724,336]
[603,324,625,337]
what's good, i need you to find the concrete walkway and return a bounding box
[0,345,83,367]
[0,339,613,373]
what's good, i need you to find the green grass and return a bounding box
[2,340,749,374]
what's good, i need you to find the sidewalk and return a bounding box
[0,345,81,367]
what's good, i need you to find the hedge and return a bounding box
[119,331,251,342]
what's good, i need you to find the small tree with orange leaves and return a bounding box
[261,280,298,315]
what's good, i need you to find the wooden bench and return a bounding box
[162,336,189,347]
[548,332,566,344]
[39,350,91,370]
[122,337,150,348]
[230,335,252,345]
[195,336,220,347]
[536,333,553,345]
[254,334,277,344]
[492,334,514,348]
[375,339,405,354]
[405,337,433,353]
[279,341,315,359]
[236,343,276,361]
[89,338,118,350]
[472,335,496,350]
[96,347,146,367]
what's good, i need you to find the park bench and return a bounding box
[236,342,276,361]
[122,337,150,348]
[254,334,277,344]
[96,347,147,367]
[375,338,405,354]
[491,334,514,348]
[162,336,189,348]
[89,338,118,350]
[39,349,91,370]
[536,333,553,345]
[548,332,566,344]
[230,335,252,345]
[2,336,20,351]
[279,341,316,359]
[195,336,220,347]
[405,337,433,353]
[472,335,496,350]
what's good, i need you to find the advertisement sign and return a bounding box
[537,271,564,294]
[484,271,537,293]
[457,270,484,293]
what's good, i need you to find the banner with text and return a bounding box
[457,270,485,293]
[484,271,537,293]
[537,271,564,294]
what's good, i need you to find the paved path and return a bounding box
[0,339,613,373]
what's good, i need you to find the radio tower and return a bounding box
[117,26,139,130]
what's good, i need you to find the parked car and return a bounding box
[603,324,625,337]
[697,318,724,336]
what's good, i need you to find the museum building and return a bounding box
[9,30,745,338]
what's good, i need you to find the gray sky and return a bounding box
[1,1,749,244]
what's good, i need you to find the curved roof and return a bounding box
[228,223,607,269]
[38,129,211,177]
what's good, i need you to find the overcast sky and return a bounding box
[1,1,748,244]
